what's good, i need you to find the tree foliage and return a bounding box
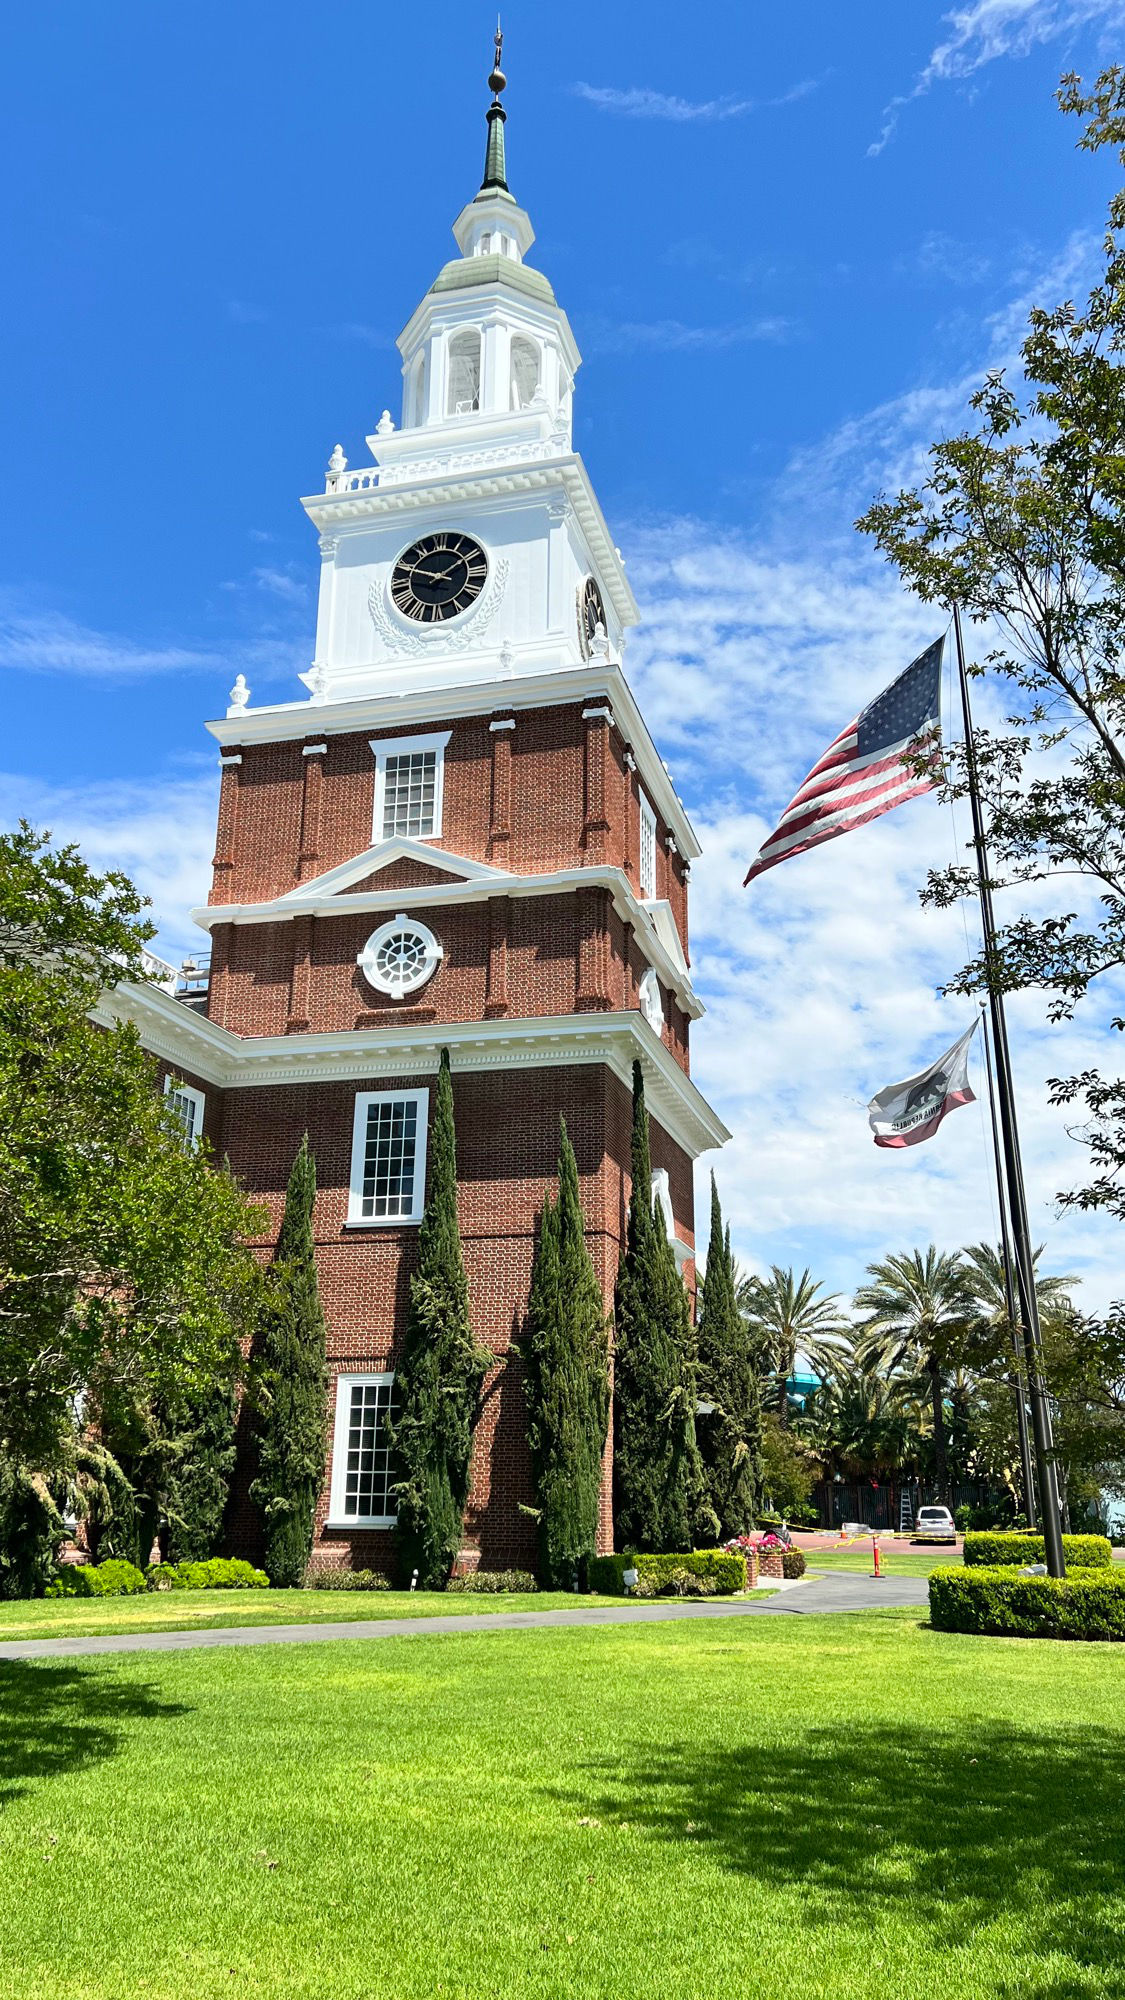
[696,1176,762,1536]
[855,1247,984,1502]
[250,1134,328,1587]
[857,69,1125,1215]
[612,1061,714,1553]
[740,1265,850,1430]
[389,1051,490,1588]
[0,825,263,1589]
[521,1120,610,1586]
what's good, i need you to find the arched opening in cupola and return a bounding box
[447,331,481,416]
[510,335,540,411]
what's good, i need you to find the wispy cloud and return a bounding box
[251,565,308,606]
[227,299,268,325]
[571,78,816,122]
[588,316,795,355]
[0,599,217,679]
[323,321,392,348]
[871,0,1125,154]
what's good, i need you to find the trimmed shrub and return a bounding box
[954,1504,971,1533]
[304,1569,391,1592]
[45,1559,147,1599]
[147,1558,268,1592]
[930,1565,1125,1640]
[782,1548,807,1579]
[963,1531,1112,1569]
[445,1570,539,1594]
[588,1549,747,1596]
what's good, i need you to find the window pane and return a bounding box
[382,751,437,839]
[360,1100,419,1218]
[639,799,657,898]
[342,1380,399,1519]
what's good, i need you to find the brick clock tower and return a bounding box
[110,46,728,1571]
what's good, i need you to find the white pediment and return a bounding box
[274,838,513,906]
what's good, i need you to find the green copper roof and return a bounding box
[430,253,556,306]
[482,102,508,193]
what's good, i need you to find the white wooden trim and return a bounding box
[369,730,452,844]
[346,1086,430,1226]
[163,1074,205,1148]
[326,1372,397,1528]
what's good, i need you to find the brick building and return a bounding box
[103,49,728,1572]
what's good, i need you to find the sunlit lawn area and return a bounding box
[2,1608,1121,1998]
[804,1545,962,1576]
[0,1587,623,1643]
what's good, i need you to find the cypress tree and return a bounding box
[521,1120,610,1587]
[389,1050,489,1588]
[696,1176,762,1537]
[250,1133,328,1586]
[613,1061,711,1552]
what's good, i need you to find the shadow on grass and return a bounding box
[0,1661,189,1806]
[557,1722,1123,1976]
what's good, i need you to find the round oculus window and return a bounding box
[390,532,488,624]
[358,916,443,998]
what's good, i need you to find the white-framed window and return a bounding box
[447,329,481,415]
[328,1373,399,1527]
[347,1088,429,1227]
[369,730,451,843]
[639,790,658,899]
[164,1075,205,1149]
[358,915,443,998]
[639,966,664,1035]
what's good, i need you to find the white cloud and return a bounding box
[571,79,816,122]
[0,767,218,965]
[0,599,218,679]
[870,0,1125,154]
[251,565,308,605]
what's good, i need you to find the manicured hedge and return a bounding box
[587,1550,747,1595]
[930,1565,1125,1640]
[46,1560,147,1599]
[148,1559,269,1591]
[446,1570,539,1594]
[962,1531,1112,1569]
[305,1569,391,1592]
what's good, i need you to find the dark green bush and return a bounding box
[635,1567,717,1599]
[147,1558,268,1592]
[782,1548,807,1579]
[587,1549,747,1596]
[963,1531,1112,1569]
[45,1559,147,1599]
[445,1569,539,1594]
[304,1569,391,1592]
[930,1565,1125,1640]
[954,1504,971,1532]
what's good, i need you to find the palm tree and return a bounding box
[739,1266,851,1429]
[798,1360,923,1481]
[854,1246,978,1503]
[961,1241,1077,1334]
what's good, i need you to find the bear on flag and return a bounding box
[867,1022,978,1149]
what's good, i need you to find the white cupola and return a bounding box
[388,32,579,445]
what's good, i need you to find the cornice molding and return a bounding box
[94,989,730,1160]
[191,865,702,1020]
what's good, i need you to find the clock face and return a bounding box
[390,532,488,624]
[580,576,606,656]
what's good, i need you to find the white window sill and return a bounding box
[324,1516,397,1532]
[343,1215,422,1230]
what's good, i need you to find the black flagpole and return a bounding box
[952,605,1065,1576]
[978,1000,1037,1527]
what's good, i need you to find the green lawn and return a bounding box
[1,1609,1121,1998]
[804,1545,962,1576]
[0,1586,624,1643]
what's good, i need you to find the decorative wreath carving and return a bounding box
[368,557,510,657]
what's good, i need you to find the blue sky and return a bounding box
[4,0,1125,1307]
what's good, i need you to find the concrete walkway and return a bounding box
[0,1571,929,1661]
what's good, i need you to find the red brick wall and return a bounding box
[216,1060,694,1573]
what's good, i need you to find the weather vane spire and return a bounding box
[481,17,509,194]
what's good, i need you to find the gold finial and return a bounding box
[489,18,506,98]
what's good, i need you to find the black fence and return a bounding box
[812,1479,1000,1532]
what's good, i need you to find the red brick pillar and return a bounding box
[582,704,614,860]
[488,716,515,862]
[297,743,327,881]
[212,753,242,885]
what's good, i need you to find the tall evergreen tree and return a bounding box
[521,1120,610,1587]
[613,1061,712,1552]
[696,1176,762,1537]
[389,1050,489,1587]
[250,1134,328,1586]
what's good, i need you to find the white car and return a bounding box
[914,1505,957,1544]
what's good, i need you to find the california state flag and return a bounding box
[867,1023,978,1149]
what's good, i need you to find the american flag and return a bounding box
[744,638,944,886]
